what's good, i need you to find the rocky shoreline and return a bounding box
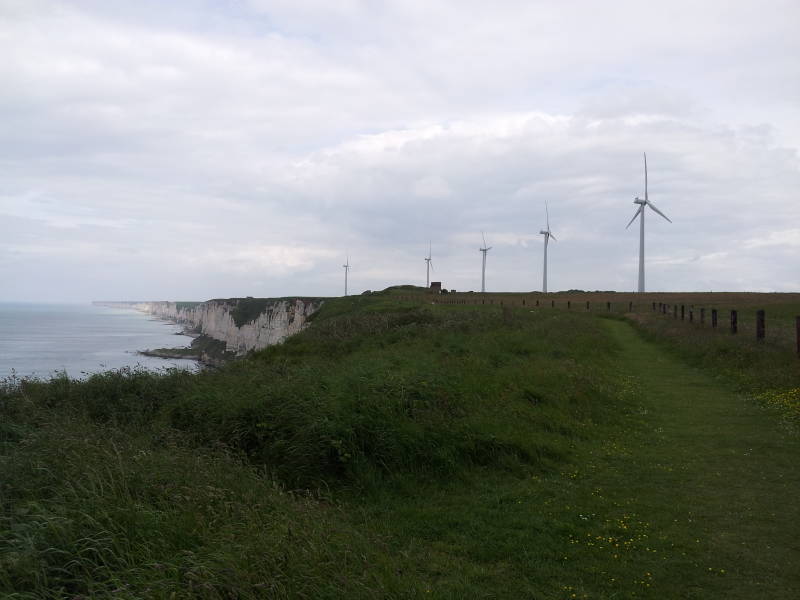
[139,331,235,367]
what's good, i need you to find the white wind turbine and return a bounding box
[540,201,557,293]
[342,255,350,296]
[626,152,672,293]
[479,232,492,293]
[424,241,434,287]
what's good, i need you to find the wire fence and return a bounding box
[395,293,800,359]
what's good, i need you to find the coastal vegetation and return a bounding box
[1,290,798,598]
[211,296,325,328]
[140,334,234,365]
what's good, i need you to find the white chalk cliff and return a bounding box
[96,298,323,355]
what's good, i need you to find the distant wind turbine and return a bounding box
[343,255,350,296]
[424,241,434,288]
[479,232,492,293]
[626,153,672,293]
[540,201,557,293]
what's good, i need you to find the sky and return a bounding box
[1,0,799,302]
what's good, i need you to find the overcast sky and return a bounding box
[2,0,798,302]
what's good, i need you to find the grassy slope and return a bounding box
[1,294,798,598]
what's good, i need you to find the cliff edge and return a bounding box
[95,297,325,355]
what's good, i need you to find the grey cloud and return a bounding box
[1,1,798,301]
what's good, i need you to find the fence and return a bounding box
[394,293,800,358]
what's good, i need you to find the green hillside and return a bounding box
[1,291,798,598]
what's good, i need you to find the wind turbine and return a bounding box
[626,153,672,293]
[540,201,557,293]
[479,232,492,293]
[424,241,434,287]
[343,255,350,296]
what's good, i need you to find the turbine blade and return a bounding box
[626,206,643,229]
[429,261,434,272]
[644,152,648,202]
[545,200,550,231]
[549,232,557,242]
[482,231,487,248]
[646,200,672,223]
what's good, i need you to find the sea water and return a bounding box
[0,303,199,381]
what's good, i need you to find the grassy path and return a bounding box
[352,317,800,598]
[598,319,800,598]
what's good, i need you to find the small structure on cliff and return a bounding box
[429,282,442,294]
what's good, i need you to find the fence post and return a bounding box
[712,309,718,328]
[700,308,705,324]
[607,302,611,312]
[535,300,539,306]
[551,300,555,308]
[673,305,678,319]
[567,301,571,310]
[689,308,693,323]
[681,305,685,321]
[756,310,765,341]
[652,302,656,311]
[730,310,738,334]
[796,316,800,357]
[629,301,633,312]
[522,299,525,306]
[586,301,590,311]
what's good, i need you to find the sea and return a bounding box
[0,303,199,382]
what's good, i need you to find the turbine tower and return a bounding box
[540,201,557,293]
[424,241,434,288]
[479,232,492,293]
[342,256,350,296]
[626,153,672,293]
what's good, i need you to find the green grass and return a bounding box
[1,292,798,598]
[175,301,202,312]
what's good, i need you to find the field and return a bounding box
[410,290,800,356]
[1,289,799,598]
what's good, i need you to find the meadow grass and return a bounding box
[1,293,798,598]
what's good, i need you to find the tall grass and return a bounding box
[0,298,624,597]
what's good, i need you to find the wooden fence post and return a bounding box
[567,301,571,309]
[796,316,800,357]
[681,305,685,321]
[712,309,718,328]
[522,299,525,306]
[673,305,678,319]
[730,310,738,334]
[551,300,555,308]
[652,302,656,311]
[607,302,611,312]
[700,308,705,324]
[586,301,590,311]
[689,308,693,323]
[756,310,765,341]
[535,300,539,306]
[629,301,633,312]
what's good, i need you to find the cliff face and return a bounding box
[96,298,324,355]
